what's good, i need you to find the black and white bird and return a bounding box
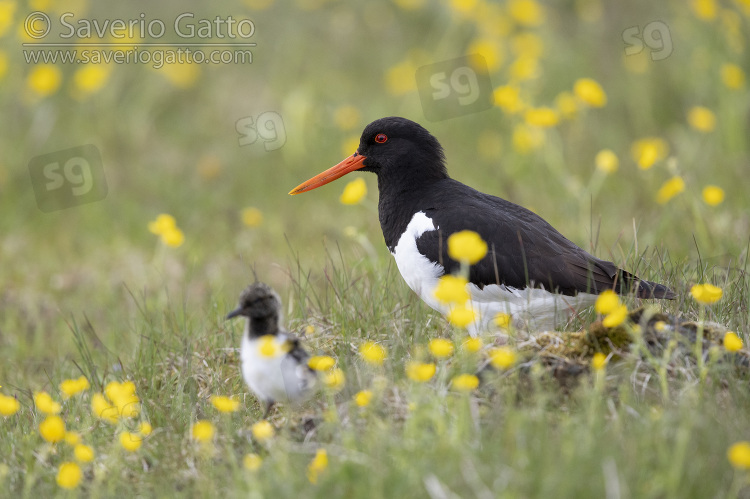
[226,282,316,416]
[289,117,675,334]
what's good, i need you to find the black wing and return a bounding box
[415,179,674,298]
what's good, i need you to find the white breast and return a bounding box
[390,211,599,335]
[240,329,315,404]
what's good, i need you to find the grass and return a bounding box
[2,0,750,497]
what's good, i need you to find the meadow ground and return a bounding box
[1,0,750,497]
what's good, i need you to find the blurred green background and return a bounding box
[1,0,748,381]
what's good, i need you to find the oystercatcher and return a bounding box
[226,282,316,416]
[289,117,675,333]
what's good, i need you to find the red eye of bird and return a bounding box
[375,133,388,143]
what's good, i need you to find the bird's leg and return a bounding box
[262,401,275,419]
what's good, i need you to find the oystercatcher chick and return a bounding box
[289,117,675,333]
[226,282,316,416]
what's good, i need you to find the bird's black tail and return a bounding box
[618,270,676,299]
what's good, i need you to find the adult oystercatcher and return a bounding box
[226,282,316,416]
[289,117,675,333]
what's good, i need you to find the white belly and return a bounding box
[240,331,314,404]
[390,211,598,335]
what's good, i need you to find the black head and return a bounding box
[289,117,448,195]
[226,282,282,321]
[356,117,446,178]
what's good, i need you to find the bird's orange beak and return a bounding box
[288,152,367,195]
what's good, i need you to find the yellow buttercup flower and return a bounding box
[104,381,140,418]
[512,124,544,153]
[493,85,524,114]
[0,394,20,416]
[691,0,717,20]
[119,432,142,452]
[489,347,517,370]
[192,420,215,442]
[434,275,470,304]
[573,78,607,107]
[602,304,628,328]
[39,415,66,443]
[340,178,367,205]
[524,107,559,127]
[656,176,685,205]
[721,63,745,89]
[210,395,240,413]
[0,1,16,38]
[631,137,669,170]
[595,150,619,174]
[91,392,118,424]
[494,313,511,329]
[724,332,743,352]
[728,441,750,469]
[687,106,716,133]
[509,56,540,81]
[468,38,504,72]
[244,453,263,471]
[56,462,82,489]
[333,105,360,131]
[73,64,110,96]
[702,185,725,206]
[27,64,62,97]
[161,227,185,248]
[308,355,336,371]
[511,32,544,59]
[60,376,90,398]
[148,214,176,235]
[462,337,482,353]
[405,361,436,382]
[591,352,608,371]
[138,422,153,436]
[34,391,61,414]
[258,335,280,358]
[428,338,454,358]
[691,283,723,304]
[448,230,487,264]
[241,207,263,227]
[449,0,479,15]
[307,448,329,484]
[74,444,95,463]
[359,342,387,366]
[595,290,620,315]
[354,390,373,407]
[251,420,275,441]
[385,59,417,96]
[451,374,479,391]
[508,0,544,26]
[323,368,346,391]
[447,305,476,328]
